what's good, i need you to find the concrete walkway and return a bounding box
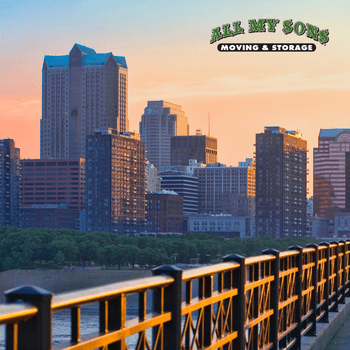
[328,314,350,350]
[302,299,350,350]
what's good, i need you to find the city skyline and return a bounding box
[1,0,349,196]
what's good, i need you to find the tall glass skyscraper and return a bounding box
[41,43,128,159]
[139,101,189,170]
[314,129,350,219]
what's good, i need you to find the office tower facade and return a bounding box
[145,162,161,193]
[170,134,218,166]
[139,101,189,170]
[20,204,79,230]
[256,127,307,237]
[159,168,198,215]
[334,212,350,238]
[193,159,255,215]
[146,190,183,233]
[346,153,350,212]
[41,43,128,159]
[314,129,350,219]
[0,139,20,228]
[86,129,145,234]
[20,158,85,211]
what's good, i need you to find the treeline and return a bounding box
[0,227,318,272]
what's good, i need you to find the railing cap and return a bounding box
[289,245,303,251]
[306,243,318,248]
[152,264,183,277]
[262,248,280,256]
[5,285,52,299]
[223,253,245,262]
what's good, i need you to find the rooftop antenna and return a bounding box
[208,113,210,136]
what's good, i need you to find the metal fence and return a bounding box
[0,241,349,350]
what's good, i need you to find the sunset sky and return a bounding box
[1,0,349,196]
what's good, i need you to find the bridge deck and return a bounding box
[301,297,350,350]
[328,315,350,350]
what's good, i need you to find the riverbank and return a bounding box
[0,268,152,303]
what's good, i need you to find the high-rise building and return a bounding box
[145,162,161,193]
[314,129,350,219]
[193,159,255,215]
[20,204,79,230]
[20,158,85,212]
[0,139,20,228]
[41,43,128,159]
[146,190,183,233]
[346,153,350,212]
[139,101,189,170]
[256,127,307,237]
[159,166,199,215]
[86,129,145,234]
[170,133,218,166]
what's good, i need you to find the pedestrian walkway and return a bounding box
[328,315,350,350]
[302,300,350,350]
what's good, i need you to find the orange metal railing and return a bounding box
[1,241,350,350]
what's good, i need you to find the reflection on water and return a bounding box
[0,304,152,349]
[0,278,217,349]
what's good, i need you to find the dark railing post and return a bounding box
[331,241,339,311]
[262,249,280,350]
[289,245,303,350]
[306,243,318,336]
[223,254,246,350]
[339,241,346,304]
[344,240,350,296]
[5,285,52,350]
[107,294,126,350]
[320,242,330,322]
[203,275,213,347]
[152,265,183,350]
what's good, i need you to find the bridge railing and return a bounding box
[1,241,350,350]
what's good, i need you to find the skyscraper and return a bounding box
[85,129,145,234]
[170,133,218,166]
[41,43,128,159]
[20,158,85,211]
[159,168,199,215]
[139,101,189,170]
[314,129,350,219]
[146,190,183,233]
[193,159,255,216]
[0,139,20,228]
[255,127,307,237]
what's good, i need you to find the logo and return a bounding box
[210,19,329,52]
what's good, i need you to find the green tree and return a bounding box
[98,245,118,269]
[125,245,141,269]
[54,251,65,265]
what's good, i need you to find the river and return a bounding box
[0,303,153,349]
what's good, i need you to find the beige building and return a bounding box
[41,44,128,159]
[194,159,255,215]
[145,162,161,193]
[139,101,189,170]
